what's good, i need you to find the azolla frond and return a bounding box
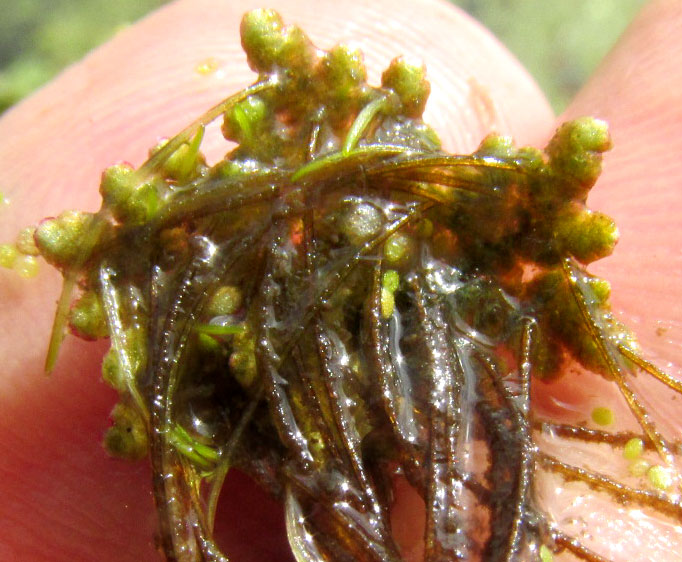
[17,8,682,562]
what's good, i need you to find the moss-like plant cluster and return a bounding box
[10,9,681,562]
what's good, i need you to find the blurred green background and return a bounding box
[0,0,646,115]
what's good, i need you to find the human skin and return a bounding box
[0,0,681,560]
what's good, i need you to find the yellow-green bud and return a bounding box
[554,209,619,264]
[206,285,243,317]
[623,437,644,460]
[69,291,108,340]
[591,406,614,426]
[339,202,383,246]
[241,9,285,73]
[229,349,257,388]
[547,117,612,197]
[565,116,612,153]
[100,163,159,225]
[15,226,39,256]
[586,276,611,304]
[103,403,148,460]
[0,243,18,269]
[382,270,400,293]
[384,232,414,266]
[34,210,94,267]
[380,288,395,319]
[13,255,39,278]
[515,146,545,172]
[381,57,430,118]
[476,134,516,159]
[647,465,673,490]
[240,9,313,74]
[222,96,269,146]
[320,45,367,107]
[100,162,135,207]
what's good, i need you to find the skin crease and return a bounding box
[0,0,681,560]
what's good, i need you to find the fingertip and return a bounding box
[0,4,555,559]
[563,0,682,365]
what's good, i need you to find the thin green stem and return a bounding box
[341,96,387,154]
[135,78,277,182]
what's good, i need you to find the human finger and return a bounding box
[531,2,682,559]
[0,1,553,561]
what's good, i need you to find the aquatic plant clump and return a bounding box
[21,8,682,562]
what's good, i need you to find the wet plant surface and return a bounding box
[9,9,682,562]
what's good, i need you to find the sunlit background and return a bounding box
[0,0,646,114]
